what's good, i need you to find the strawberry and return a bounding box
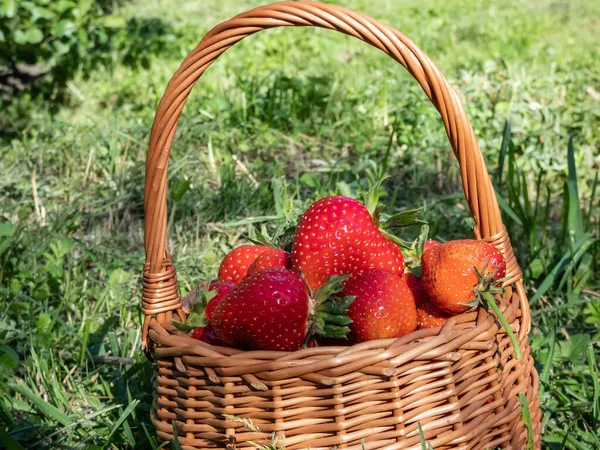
[247,248,292,277]
[205,281,236,320]
[292,196,404,291]
[402,272,429,307]
[424,239,441,253]
[211,268,353,351]
[218,245,270,283]
[341,270,417,343]
[191,323,224,346]
[417,301,451,329]
[421,239,506,314]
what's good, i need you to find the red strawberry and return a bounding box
[212,268,309,351]
[292,196,404,291]
[218,245,270,283]
[247,248,292,277]
[206,281,236,320]
[402,272,429,307]
[212,268,353,351]
[421,239,506,314]
[417,301,452,329]
[424,239,441,253]
[341,270,417,343]
[191,324,224,346]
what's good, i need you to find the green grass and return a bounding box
[1,0,599,449]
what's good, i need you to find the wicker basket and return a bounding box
[142,2,542,449]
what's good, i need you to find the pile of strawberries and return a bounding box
[177,195,506,352]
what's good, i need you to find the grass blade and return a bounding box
[529,233,595,304]
[566,137,584,240]
[103,400,140,448]
[221,215,282,227]
[588,345,600,427]
[141,422,165,450]
[11,381,72,427]
[0,288,80,341]
[540,319,556,387]
[497,120,511,184]
[495,188,524,226]
[519,392,534,450]
[172,422,182,450]
[587,169,598,228]
[418,422,427,450]
[0,429,26,450]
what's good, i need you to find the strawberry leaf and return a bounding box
[320,324,351,338]
[172,287,216,331]
[365,175,390,216]
[185,298,211,328]
[319,312,353,326]
[245,227,278,248]
[320,295,354,315]
[415,224,430,259]
[381,229,414,249]
[313,274,351,305]
[381,209,427,229]
[171,320,194,332]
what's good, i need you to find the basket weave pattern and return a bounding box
[142,2,542,449]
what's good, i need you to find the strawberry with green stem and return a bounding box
[419,237,532,445]
[291,177,428,291]
[211,268,354,351]
[421,239,506,314]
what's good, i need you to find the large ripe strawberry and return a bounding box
[341,270,417,343]
[417,301,451,329]
[211,268,353,351]
[247,248,292,277]
[421,239,506,314]
[218,245,270,283]
[292,196,404,291]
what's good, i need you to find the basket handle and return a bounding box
[142,1,522,335]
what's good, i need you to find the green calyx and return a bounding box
[365,175,390,217]
[400,225,431,273]
[171,284,217,332]
[244,226,278,249]
[470,265,522,361]
[380,208,428,230]
[381,229,414,250]
[306,274,355,342]
[362,175,428,253]
[245,222,298,253]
